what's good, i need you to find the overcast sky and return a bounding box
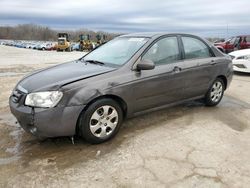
[0,0,250,37]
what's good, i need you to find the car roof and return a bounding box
[120,32,199,38]
[120,32,161,38]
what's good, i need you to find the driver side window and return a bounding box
[142,37,180,65]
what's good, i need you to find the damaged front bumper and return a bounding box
[9,94,84,138]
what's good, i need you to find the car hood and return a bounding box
[18,60,115,92]
[229,49,250,57]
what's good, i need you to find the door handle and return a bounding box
[173,66,182,73]
[210,60,216,65]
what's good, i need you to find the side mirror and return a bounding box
[136,59,155,71]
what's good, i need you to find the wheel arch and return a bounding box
[217,75,228,89]
[86,94,128,117]
[75,94,128,135]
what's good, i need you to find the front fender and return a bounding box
[61,87,105,107]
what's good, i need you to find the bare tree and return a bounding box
[0,24,117,41]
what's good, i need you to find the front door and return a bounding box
[130,36,187,113]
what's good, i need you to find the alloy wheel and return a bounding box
[210,81,223,103]
[89,105,119,138]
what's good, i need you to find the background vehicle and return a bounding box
[45,42,57,50]
[215,35,250,53]
[57,33,71,52]
[71,43,80,51]
[14,41,26,48]
[9,33,233,144]
[79,34,94,51]
[96,34,107,47]
[25,42,36,49]
[33,43,41,50]
[229,49,250,73]
[36,43,47,50]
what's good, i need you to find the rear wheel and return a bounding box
[205,78,225,106]
[78,98,123,144]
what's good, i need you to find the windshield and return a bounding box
[83,37,148,66]
[58,39,65,45]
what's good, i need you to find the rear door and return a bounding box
[179,36,217,99]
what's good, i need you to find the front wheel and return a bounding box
[78,98,123,144]
[205,78,225,106]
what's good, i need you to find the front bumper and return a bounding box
[233,65,250,73]
[233,60,250,73]
[9,97,84,138]
[57,45,69,50]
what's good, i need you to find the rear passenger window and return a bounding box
[182,37,212,59]
[143,37,180,65]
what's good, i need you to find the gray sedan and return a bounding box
[9,33,233,144]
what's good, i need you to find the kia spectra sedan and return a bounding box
[9,33,233,144]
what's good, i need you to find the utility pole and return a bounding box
[226,22,229,38]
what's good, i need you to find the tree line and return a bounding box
[0,24,118,41]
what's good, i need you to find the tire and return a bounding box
[42,47,45,51]
[79,98,123,144]
[205,78,225,106]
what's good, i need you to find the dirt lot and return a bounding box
[0,45,250,188]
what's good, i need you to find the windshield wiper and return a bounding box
[84,59,105,65]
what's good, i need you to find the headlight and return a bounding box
[25,91,63,108]
[237,55,250,60]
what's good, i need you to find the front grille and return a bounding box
[234,64,246,69]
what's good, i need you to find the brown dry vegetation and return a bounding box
[0,24,118,41]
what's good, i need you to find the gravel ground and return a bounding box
[0,45,250,188]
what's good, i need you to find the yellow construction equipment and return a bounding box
[57,33,71,52]
[79,34,94,51]
[96,34,107,47]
